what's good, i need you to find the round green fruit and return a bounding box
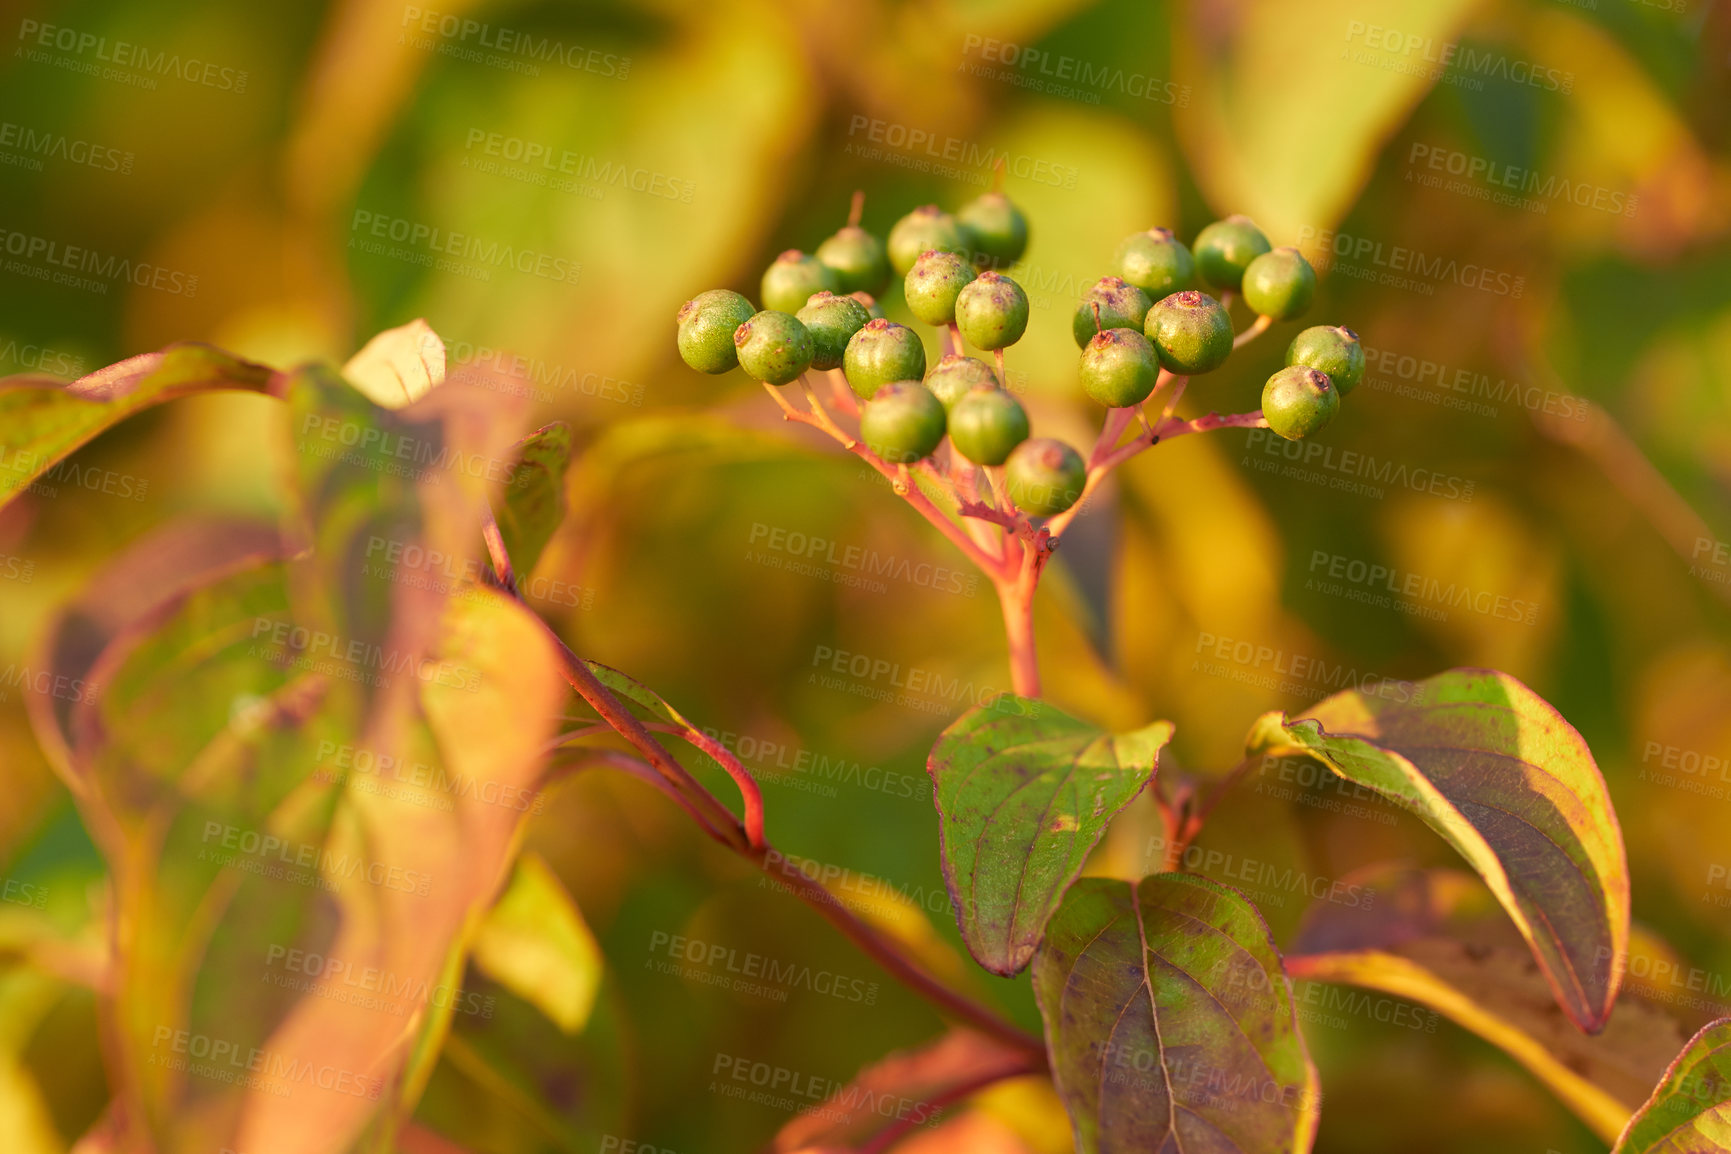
[849,291,886,320]
[905,250,977,327]
[1261,365,1339,441]
[676,289,755,374]
[1144,290,1234,374]
[860,381,947,464]
[887,206,973,276]
[1114,228,1194,298]
[1079,329,1160,408]
[948,385,1029,466]
[796,292,872,371]
[761,250,839,315]
[844,319,927,399]
[816,226,890,295]
[1006,438,1087,517]
[734,311,814,386]
[955,272,1029,350]
[1241,247,1315,321]
[1286,325,1364,395]
[956,192,1028,268]
[1072,276,1152,348]
[1192,215,1271,292]
[924,354,999,409]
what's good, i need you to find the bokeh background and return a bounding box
[3,0,1731,1150]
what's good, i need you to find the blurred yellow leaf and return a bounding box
[470,853,602,1035]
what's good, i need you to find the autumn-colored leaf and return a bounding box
[469,852,602,1034]
[493,422,573,579]
[1613,1018,1731,1152]
[1248,667,1630,1032]
[927,697,1172,976]
[0,343,277,513]
[1031,873,1319,1154]
[1285,865,1680,1144]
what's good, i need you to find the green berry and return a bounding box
[905,250,976,327]
[1261,366,1339,441]
[1286,325,1364,395]
[734,311,814,386]
[1114,228,1194,298]
[676,289,755,374]
[1144,290,1234,374]
[956,192,1028,268]
[1241,247,1315,321]
[1192,215,1271,292]
[816,226,890,295]
[948,385,1029,466]
[860,380,947,464]
[849,291,886,320]
[761,250,839,315]
[924,354,999,409]
[844,318,927,399]
[1072,276,1152,348]
[1079,329,1160,408]
[955,272,1028,350]
[1006,438,1086,517]
[887,206,973,276]
[796,292,872,371]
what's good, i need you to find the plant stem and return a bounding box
[996,546,1042,699]
[1233,313,1273,349]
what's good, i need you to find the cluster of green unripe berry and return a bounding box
[675,198,1366,523]
[676,194,1087,518]
[1074,214,1363,441]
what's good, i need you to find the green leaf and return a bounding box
[1614,1018,1731,1152]
[1031,874,1320,1153]
[926,696,1172,976]
[494,422,573,578]
[470,852,602,1034]
[0,343,276,513]
[1248,667,1630,1032]
[771,1028,1042,1152]
[1286,865,1681,1144]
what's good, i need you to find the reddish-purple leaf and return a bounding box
[1032,874,1320,1154]
[927,697,1172,977]
[1614,1018,1731,1152]
[1248,667,1629,1032]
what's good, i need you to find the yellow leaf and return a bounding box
[470,853,602,1035]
